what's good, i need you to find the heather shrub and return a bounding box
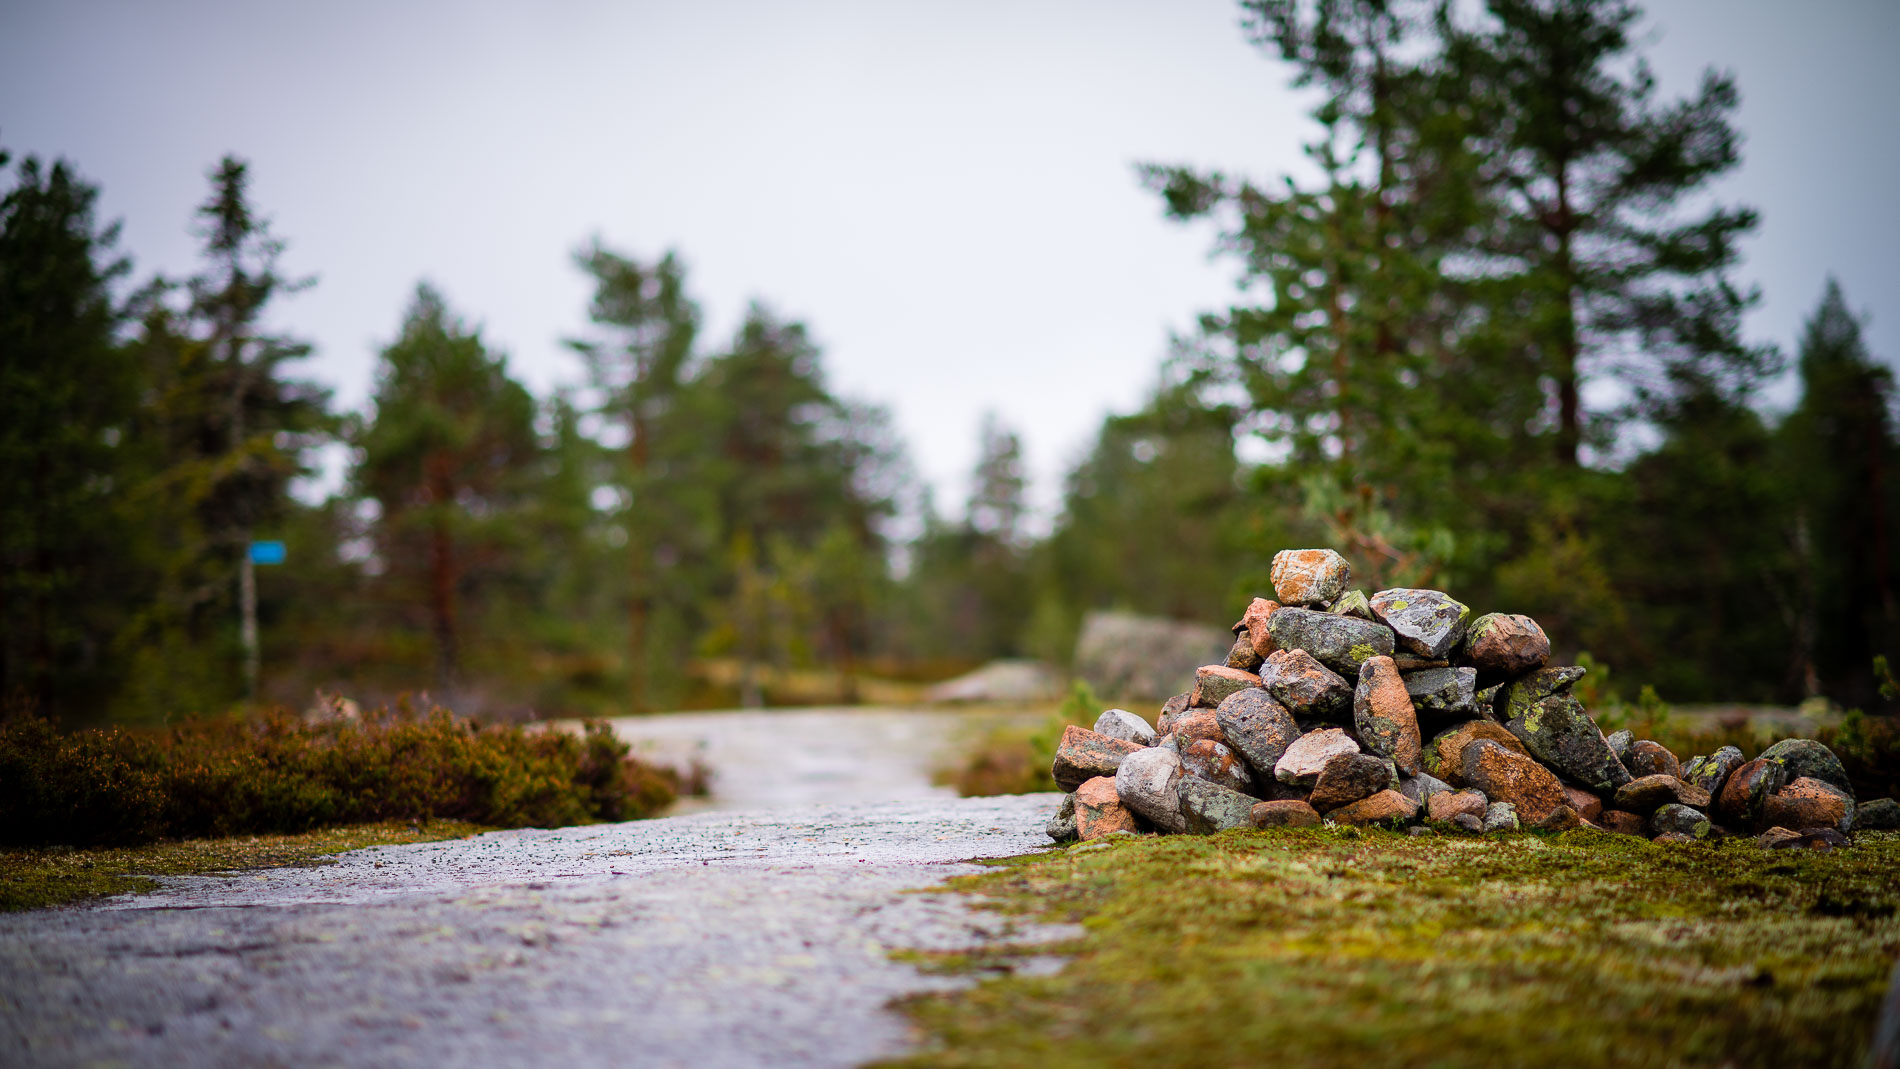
[0,707,679,847]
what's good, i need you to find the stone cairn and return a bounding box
[1047,547,1900,849]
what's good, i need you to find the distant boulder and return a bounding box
[1073,611,1231,701]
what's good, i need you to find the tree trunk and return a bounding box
[627,406,650,713]
[1553,162,1581,468]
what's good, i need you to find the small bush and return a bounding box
[0,707,680,848]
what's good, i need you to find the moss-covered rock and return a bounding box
[1683,745,1745,798]
[1758,738,1853,798]
[1504,692,1631,794]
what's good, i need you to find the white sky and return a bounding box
[3,0,1895,527]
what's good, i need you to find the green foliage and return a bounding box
[0,708,678,848]
[885,829,1900,1069]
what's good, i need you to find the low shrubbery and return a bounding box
[0,706,681,847]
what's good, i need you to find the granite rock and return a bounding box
[1458,613,1551,684]
[1265,607,1397,677]
[1092,709,1157,747]
[1177,777,1259,833]
[1179,737,1257,796]
[1250,799,1322,828]
[1504,692,1631,794]
[1461,739,1568,825]
[1274,728,1361,788]
[1483,801,1520,833]
[1623,740,1681,780]
[1354,656,1422,776]
[1073,777,1139,840]
[1613,775,1711,814]
[1328,789,1418,829]
[1425,720,1529,786]
[1052,725,1145,791]
[1114,747,1188,834]
[1215,689,1302,780]
[1369,587,1471,660]
[1190,665,1263,709]
[1682,746,1745,799]
[1402,666,1480,721]
[1259,648,1353,720]
[1270,548,1351,606]
[1758,738,1853,798]
[1308,752,1400,813]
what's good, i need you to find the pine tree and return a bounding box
[0,151,137,716]
[355,284,537,689]
[1780,279,1897,707]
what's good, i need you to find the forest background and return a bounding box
[3,0,1895,727]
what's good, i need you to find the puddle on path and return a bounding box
[607,706,1041,814]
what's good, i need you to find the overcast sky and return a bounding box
[4,0,1895,524]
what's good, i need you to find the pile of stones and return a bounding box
[1045,547,1900,849]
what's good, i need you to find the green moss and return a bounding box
[0,819,485,911]
[1350,643,1376,664]
[881,830,1900,1069]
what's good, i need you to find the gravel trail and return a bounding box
[0,792,1069,1068]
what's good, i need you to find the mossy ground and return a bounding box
[0,819,485,911]
[884,827,1900,1069]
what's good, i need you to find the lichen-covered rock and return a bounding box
[1179,737,1256,796]
[1092,708,1158,747]
[1328,789,1418,828]
[1045,793,1077,843]
[1596,810,1648,836]
[1250,799,1321,828]
[1231,597,1281,659]
[1271,548,1352,606]
[1178,777,1258,833]
[1052,725,1145,791]
[1448,811,1485,834]
[1716,758,1788,830]
[1224,633,1264,672]
[1274,727,1361,788]
[1493,665,1588,723]
[1758,738,1853,798]
[1504,692,1631,794]
[1605,729,1634,761]
[1369,588,1471,660]
[1458,613,1551,684]
[1650,803,1711,840]
[1462,739,1568,825]
[1425,721,1529,786]
[1190,665,1263,709]
[1858,796,1900,830]
[1353,656,1422,776]
[1259,648,1353,720]
[1428,789,1487,823]
[1613,774,1712,814]
[1331,589,1373,620]
[1398,770,1452,808]
[1168,708,1224,744]
[1114,747,1188,834]
[1762,777,1854,834]
[1215,689,1301,782]
[1483,801,1520,833]
[1773,828,1849,852]
[1562,785,1604,824]
[1308,752,1399,813]
[1623,740,1682,780]
[1265,607,1396,677]
[1402,666,1480,722]
[1682,745,1745,799]
[1073,777,1138,839]
[1156,692,1191,734]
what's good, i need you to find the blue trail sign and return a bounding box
[249,540,287,566]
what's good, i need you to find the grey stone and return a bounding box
[1605,729,1634,760]
[1369,587,1471,660]
[1403,666,1480,720]
[1758,738,1854,798]
[1504,692,1632,794]
[1259,648,1353,720]
[1651,803,1712,839]
[1215,689,1302,780]
[1264,607,1397,677]
[1308,753,1400,813]
[1483,801,1520,833]
[1273,727,1361,788]
[1046,793,1078,843]
[1858,796,1900,830]
[1398,770,1453,808]
[1449,811,1485,834]
[1114,747,1188,834]
[1682,745,1745,798]
[1092,708,1157,747]
[1177,778,1259,834]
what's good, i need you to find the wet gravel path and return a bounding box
[0,793,1068,1068]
